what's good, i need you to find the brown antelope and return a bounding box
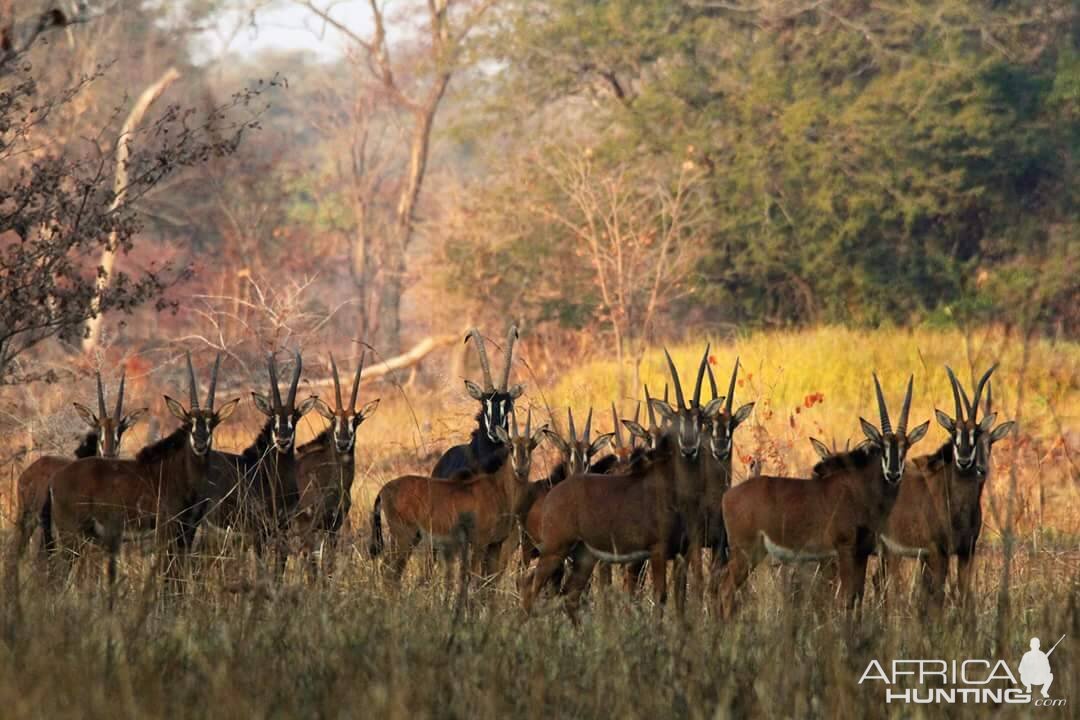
[523,348,720,619]
[43,354,239,592]
[371,409,547,581]
[878,365,1014,607]
[718,374,929,617]
[293,352,380,579]
[433,326,523,478]
[519,408,613,569]
[15,370,146,555]
[207,350,318,571]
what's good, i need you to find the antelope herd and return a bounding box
[12,325,1016,623]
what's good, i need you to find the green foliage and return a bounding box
[453,0,1079,335]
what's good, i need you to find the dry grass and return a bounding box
[0,326,1076,719]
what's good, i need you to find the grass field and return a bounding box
[0,326,1076,718]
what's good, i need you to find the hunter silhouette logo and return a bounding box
[1019,636,1064,700]
[859,633,1068,706]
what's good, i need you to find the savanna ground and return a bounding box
[0,327,1077,719]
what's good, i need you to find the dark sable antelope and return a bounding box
[523,349,719,619]
[43,354,239,590]
[718,374,929,618]
[878,365,1014,607]
[371,409,547,581]
[295,352,380,578]
[15,370,146,554]
[207,350,318,570]
[432,326,523,478]
[518,408,613,568]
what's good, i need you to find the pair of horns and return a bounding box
[465,325,517,393]
[329,351,365,412]
[95,369,127,422]
[643,384,669,429]
[510,407,533,439]
[662,345,713,411]
[945,364,996,424]
[567,407,593,443]
[267,349,303,410]
[704,356,740,416]
[185,351,222,411]
[872,372,914,436]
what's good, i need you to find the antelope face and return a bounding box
[974,414,1016,478]
[72,405,147,458]
[860,424,930,485]
[653,401,709,460]
[165,397,241,457]
[708,401,755,462]
[466,384,523,444]
[936,412,980,471]
[316,399,381,454]
[540,429,612,476]
[253,395,320,453]
[496,413,547,482]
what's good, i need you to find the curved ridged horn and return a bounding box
[663,349,687,410]
[329,353,344,412]
[525,407,532,439]
[96,371,107,419]
[267,353,282,409]
[499,325,518,391]
[706,363,719,400]
[464,328,495,392]
[568,408,577,442]
[114,367,126,422]
[872,372,891,434]
[186,352,200,410]
[692,344,711,408]
[726,357,740,417]
[611,403,625,449]
[945,366,965,423]
[645,385,659,430]
[583,407,593,443]
[897,375,914,436]
[207,353,221,410]
[350,351,365,411]
[510,408,519,438]
[286,349,302,410]
[985,379,993,415]
[970,364,997,423]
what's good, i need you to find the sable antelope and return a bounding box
[371,409,547,581]
[43,354,239,591]
[294,352,380,578]
[718,374,929,617]
[432,326,523,478]
[524,349,719,619]
[878,366,1015,607]
[518,408,613,569]
[207,350,318,570]
[15,370,146,555]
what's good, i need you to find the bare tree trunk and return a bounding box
[83,67,180,354]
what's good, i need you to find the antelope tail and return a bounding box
[369,493,385,558]
[40,489,55,555]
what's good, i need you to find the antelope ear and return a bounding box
[854,439,874,453]
[508,384,525,399]
[859,417,882,446]
[622,420,649,440]
[359,399,380,419]
[650,399,676,422]
[529,424,550,449]
[164,396,190,422]
[541,428,568,454]
[589,433,613,457]
[703,397,724,417]
[297,395,320,417]
[809,437,831,460]
[312,398,335,421]
[494,425,511,444]
[251,392,274,416]
[214,398,241,423]
[978,412,998,432]
[120,408,149,431]
[72,403,98,427]
[990,421,1016,443]
[464,380,485,400]
[907,421,930,446]
[935,409,955,433]
[733,402,755,425]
